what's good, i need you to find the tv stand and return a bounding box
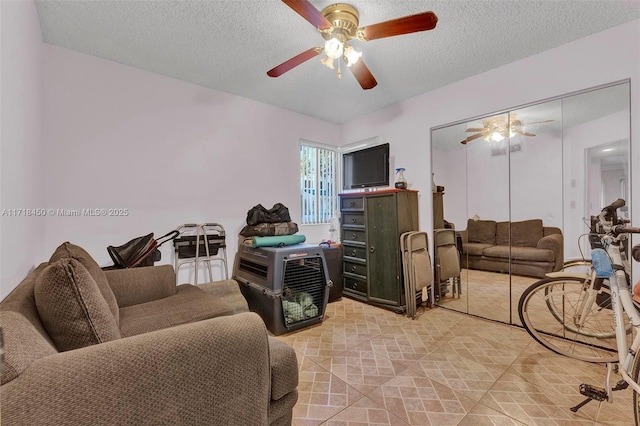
[339,189,419,312]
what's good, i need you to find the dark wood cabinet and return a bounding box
[339,189,419,312]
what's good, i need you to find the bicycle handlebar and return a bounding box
[606,198,626,211]
[613,226,640,236]
[588,198,634,247]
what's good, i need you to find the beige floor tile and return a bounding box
[317,340,411,395]
[457,403,529,425]
[366,369,476,425]
[321,396,410,425]
[287,297,635,425]
[294,361,365,426]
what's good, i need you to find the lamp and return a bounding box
[344,44,362,67]
[320,56,335,69]
[324,38,344,59]
[490,132,505,142]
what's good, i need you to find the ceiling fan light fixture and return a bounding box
[344,44,362,67]
[490,131,505,142]
[324,37,344,59]
[320,55,335,69]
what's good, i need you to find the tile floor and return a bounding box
[275,297,635,425]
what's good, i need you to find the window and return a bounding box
[300,141,338,224]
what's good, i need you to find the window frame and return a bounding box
[299,140,339,225]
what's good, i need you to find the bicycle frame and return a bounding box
[606,242,640,393]
[576,202,640,401]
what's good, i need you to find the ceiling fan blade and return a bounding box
[282,0,331,30]
[461,133,485,144]
[349,59,377,90]
[267,48,322,77]
[359,11,438,41]
[523,119,555,126]
[465,128,486,132]
[512,128,536,137]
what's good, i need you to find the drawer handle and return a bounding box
[349,201,355,207]
[351,265,357,272]
[351,217,357,223]
[352,283,357,289]
[369,246,375,253]
[352,233,357,240]
[351,249,357,256]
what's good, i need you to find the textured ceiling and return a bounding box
[34,0,640,124]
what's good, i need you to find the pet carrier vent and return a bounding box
[238,258,269,279]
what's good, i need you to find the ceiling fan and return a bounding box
[267,1,438,90]
[461,113,554,145]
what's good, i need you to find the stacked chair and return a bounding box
[434,228,462,298]
[400,232,433,319]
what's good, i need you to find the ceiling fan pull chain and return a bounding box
[338,59,342,80]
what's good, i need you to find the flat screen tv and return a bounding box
[343,143,389,190]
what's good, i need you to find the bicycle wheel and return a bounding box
[631,351,640,425]
[519,277,632,363]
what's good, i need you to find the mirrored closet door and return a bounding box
[431,81,631,324]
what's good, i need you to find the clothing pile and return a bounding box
[282,292,318,325]
[239,203,299,237]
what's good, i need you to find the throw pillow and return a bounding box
[495,222,510,246]
[50,241,119,325]
[34,258,121,352]
[467,219,497,244]
[511,219,544,247]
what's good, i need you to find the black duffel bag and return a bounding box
[246,203,291,226]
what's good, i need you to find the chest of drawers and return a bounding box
[339,189,419,312]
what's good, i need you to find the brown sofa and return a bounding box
[459,219,563,278]
[0,242,298,425]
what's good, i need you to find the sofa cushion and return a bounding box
[50,242,120,325]
[496,222,510,246]
[118,284,238,337]
[467,219,496,244]
[511,219,544,247]
[267,336,299,400]
[463,242,494,257]
[483,245,555,263]
[0,311,58,385]
[34,258,121,352]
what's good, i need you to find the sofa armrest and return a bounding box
[1,312,271,426]
[537,233,564,271]
[459,230,468,244]
[104,264,177,307]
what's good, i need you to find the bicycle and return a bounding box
[518,199,640,420]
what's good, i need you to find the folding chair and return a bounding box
[434,228,462,298]
[400,231,433,319]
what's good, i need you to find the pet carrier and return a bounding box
[232,244,331,335]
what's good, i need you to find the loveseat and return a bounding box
[0,242,298,425]
[459,218,563,278]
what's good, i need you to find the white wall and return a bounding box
[1,3,637,297]
[42,45,340,282]
[341,20,640,253]
[0,1,46,299]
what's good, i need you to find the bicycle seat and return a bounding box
[633,244,640,262]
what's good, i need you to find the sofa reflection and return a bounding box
[459,218,563,278]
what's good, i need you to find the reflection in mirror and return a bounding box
[431,81,630,326]
[463,113,510,323]
[508,101,563,326]
[562,83,630,261]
